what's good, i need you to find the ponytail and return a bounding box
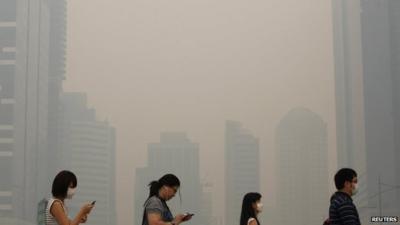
[145,174,180,201]
[148,180,161,198]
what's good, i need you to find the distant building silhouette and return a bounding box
[0,0,67,222]
[275,108,328,225]
[37,199,48,225]
[0,0,17,217]
[225,121,259,225]
[58,92,116,225]
[333,0,400,219]
[135,132,206,225]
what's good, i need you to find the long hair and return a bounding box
[142,174,181,225]
[147,174,180,198]
[240,192,261,225]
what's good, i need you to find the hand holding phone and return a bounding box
[182,213,194,221]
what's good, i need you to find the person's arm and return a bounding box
[51,201,93,225]
[80,214,88,223]
[248,219,258,225]
[147,212,185,225]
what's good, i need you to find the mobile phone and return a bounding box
[183,213,194,220]
[91,201,96,205]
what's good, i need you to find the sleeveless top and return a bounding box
[248,217,257,225]
[45,198,68,225]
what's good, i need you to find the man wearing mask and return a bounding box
[329,168,361,225]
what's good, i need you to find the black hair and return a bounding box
[334,168,357,190]
[240,192,262,225]
[52,170,77,199]
[142,174,181,225]
[148,174,180,198]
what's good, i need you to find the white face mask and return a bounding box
[67,187,76,199]
[352,183,358,196]
[256,203,263,212]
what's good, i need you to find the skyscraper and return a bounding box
[225,121,259,225]
[199,180,213,225]
[58,92,116,225]
[332,1,370,219]
[275,108,328,225]
[360,0,400,217]
[12,0,51,221]
[46,0,67,186]
[332,0,400,219]
[0,0,17,218]
[135,133,202,225]
[332,0,367,172]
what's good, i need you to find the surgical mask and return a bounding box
[256,203,263,212]
[352,183,358,196]
[67,187,76,199]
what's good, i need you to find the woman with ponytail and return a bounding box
[142,174,192,225]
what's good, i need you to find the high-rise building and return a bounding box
[134,167,153,225]
[332,0,400,219]
[332,0,367,172]
[275,108,328,225]
[360,0,400,217]
[37,199,48,225]
[0,0,67,222]
[199,180,213,225]
[225,121,259,225]
[58,92,116,225]
[135,133,203,225]
[0,0,17,218]
[332,1,370,219]
[46,0,67,186]
[11,0,51,222]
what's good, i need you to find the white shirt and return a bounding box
[248,217,256,225]
[45,198,68,225]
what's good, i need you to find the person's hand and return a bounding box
[182,214,193,222]
[80,203,94,214]
[173,214,186,224]
[80,215,88,223]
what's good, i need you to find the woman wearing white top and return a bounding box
[46,171,94,225]
[240,192,263,225]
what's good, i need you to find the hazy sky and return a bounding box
[64,0,336,224]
